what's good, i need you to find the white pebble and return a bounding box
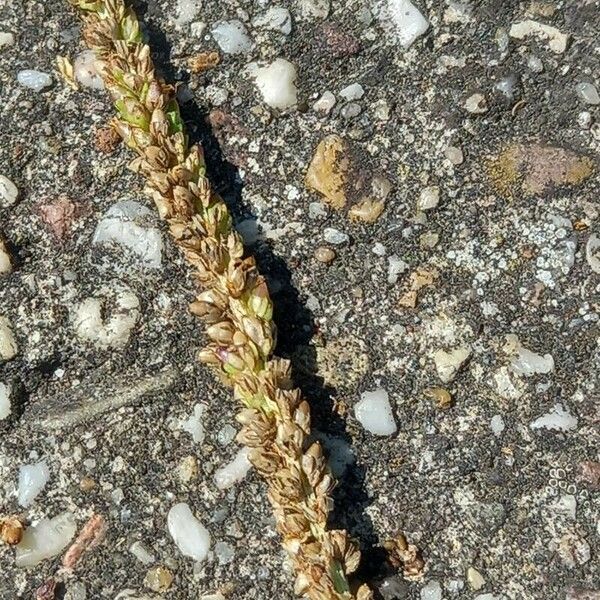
[93,200,163,269]
[111,488,124,505]
[129,541,156,565]
[217,424,237,446]
[355,388,397,436]
[0,239,12,274]
[205,84,228,106]
[252,7,292,35]
[493,366,524,401]
[249,58,298,109]
[175,0,202,26]
[578,111,592,129]
[214,540,235,565]
[445,146,464,165]
[505,334,554,376]
[467,567,486,590]
[181,403,206,444]
[421,580,442,600]
[373,242,387,257]
[306,293,320,312]
[464,92,488,114]
[339,83,365,101]
[17,69,52,92]
[509,20,568,54]
[0,174,18,207]
[530,403,578,432]
[385,0,429,48]
[495,75,518,99]
[444,3,472,23]
[490,415,505,436]
[552,494,577,520]
[417,186,440,211]
[387,254,408,284]
[214,447,252,490]
[190,21,207,37]
[16,512,77,567]
[299,0,330,19]
[0,381,11,420]
[18,461,50,507]
[167,503,211,561]
[73,50,105,90]
[433,346,471,383]
[323,227,349,245]
[576,82,600,105]
[510,347,554,375]
[0,32,15,48]
[309,201,327,219]
[446,579,465,593]
[373,99,391,121]
[72,286,140,349]
[586,233,600,274]
[0,316,18,362]
[527,54,544,73]
[313,91,336,114]
[211,20,253,54]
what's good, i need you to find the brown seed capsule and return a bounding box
[144,566,174,592]
[425,387,453,409]
[188,51,220,74]
[94,126,121,154]
[35,578,56,600]
[1,516,24,545]
[314,246,336,263]
[79,476,97,492]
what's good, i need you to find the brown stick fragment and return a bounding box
[62,513,107,569]
[35,578,57,600]
[188,51,220,73]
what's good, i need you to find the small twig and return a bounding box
[61,513,107,570]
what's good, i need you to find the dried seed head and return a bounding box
[67,0,375,595]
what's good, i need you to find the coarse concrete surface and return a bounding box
[0,1,599,599]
